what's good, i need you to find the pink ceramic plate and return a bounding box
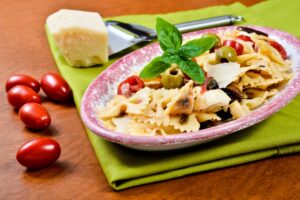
[81,26,300,151]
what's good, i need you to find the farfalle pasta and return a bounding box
[97,27,293,136]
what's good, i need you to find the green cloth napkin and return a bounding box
[46,0,300,190]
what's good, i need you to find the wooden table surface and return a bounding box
[1,0,300,199]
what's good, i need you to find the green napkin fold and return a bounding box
[46,0,300,190]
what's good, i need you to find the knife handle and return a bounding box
[175,15,243,33]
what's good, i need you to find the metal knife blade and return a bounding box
[106,15,243,56]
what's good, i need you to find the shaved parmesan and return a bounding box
[205,62,241,88]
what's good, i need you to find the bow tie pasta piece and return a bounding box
[252,35,285,65]
[194,52,217,68]
[194,112,221,123]
[102,119,116,130]
[127,121,156,136]
[241,89,277,110]
[98,87,151,120]
[237,53,270,66]
[229,101,249,119]
[131,87,178,127]
[165,81,194,115]
[194,89,231,113]
[221,29,240,40]
[270,61,293,76]
[193,86,203,111]
[146,88,178,126]
[98,95,127,119]
[143,77,163,89]
[237,40,255,54]
[112,116,132,133]
[238,71,284,90]
[125,87,152,114]
[128,121,180,136]
[169,114,200,132]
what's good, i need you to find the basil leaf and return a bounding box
[178,44,203,59]
[184,37,217,55]
[161,55,205,84]
[139,56,171,79]
[161,54,181,64]
[156,17,182,52]
[178,59,205,84]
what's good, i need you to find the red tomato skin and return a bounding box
[7,85,41,109]
[19,103,51,130]
[236,35,255,48]
[236,35,253,43]
[16,138,61,169]
[269,41,288,60]
[223,40,244,55]
[117,75,145,97]
[41,72,71,102]
[6,74,40,92]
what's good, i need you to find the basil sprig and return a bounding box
[139,17,217,84]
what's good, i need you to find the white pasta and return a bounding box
[169,114,200,132]
[195,112,221,122]
[229,101,249,119]
[165,80,194,115]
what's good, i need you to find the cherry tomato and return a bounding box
[6,74,40,93]
[223,40,244,56]
[236,35,253,43]
[269,40,288,60]
[19,103,51,130]
[237,35,255,49]
[117,75,145,97]
[16,138,61,169]
[41,72,72,102]
[7,85,41,109]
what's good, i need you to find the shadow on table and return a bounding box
[23,160,72,180]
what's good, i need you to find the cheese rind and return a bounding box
[47,9,108,67]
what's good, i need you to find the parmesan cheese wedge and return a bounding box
[47,9,108,67]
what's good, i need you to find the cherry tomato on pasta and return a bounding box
[268,40,288,60]
[236,35,253,43]
[223,40,244,56]
[117,75,145,97]
[236,35,255,48]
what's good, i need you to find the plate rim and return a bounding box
[81,25,300,147]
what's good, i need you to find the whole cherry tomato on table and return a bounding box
[117,75,145,97]
[19,103,51,130]
[7,85,41,109]
[6,74,40,93]
[223,40,244,56]
[41,72,72,102]
[16,138,61,169]
[268,40,288,60]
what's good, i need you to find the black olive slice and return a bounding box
[237,26,268,37]
[222,84,243,102]
[206,78,219,90]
